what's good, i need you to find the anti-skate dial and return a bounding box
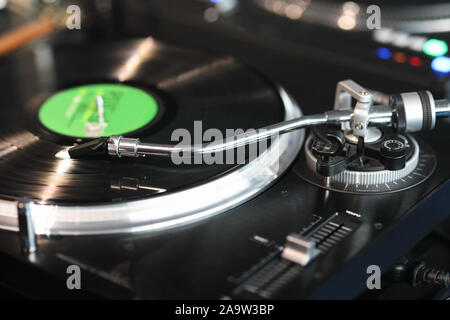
[295,132,436,194]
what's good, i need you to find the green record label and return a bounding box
[38,83,159,138]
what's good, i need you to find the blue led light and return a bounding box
[376,47,392,60]
[431,56,450,73]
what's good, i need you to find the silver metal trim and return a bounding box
[282,234,321,266]
[401,92,423,132]
[17,199,37,253]
[0,87,304,236]
[426,91,436,130]
[107,135,121,157]
[304,135,420,186]
[345,128,382,144]
[334,80,372,133]
[435,99,450,117]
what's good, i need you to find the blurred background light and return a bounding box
[423,39,448,57]
[376,47,392,60]
[431,56,450,73]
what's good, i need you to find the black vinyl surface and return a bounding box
[0,39,283,203]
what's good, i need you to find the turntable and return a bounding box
[0,37,305,235]
[0,31,448,300]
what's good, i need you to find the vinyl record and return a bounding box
[0,38,304,234]
[0,38,284,203]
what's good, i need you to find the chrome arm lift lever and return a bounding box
[334,80,374,165]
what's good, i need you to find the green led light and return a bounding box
[423,39,448,57]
